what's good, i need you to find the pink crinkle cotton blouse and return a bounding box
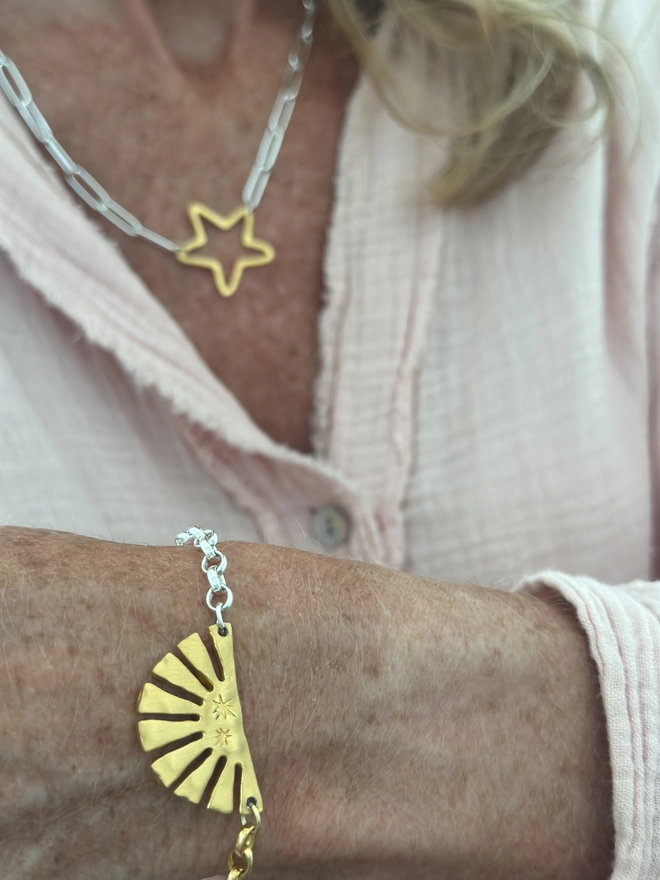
[1,0,660,876]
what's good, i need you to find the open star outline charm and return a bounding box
[176,202,276,298]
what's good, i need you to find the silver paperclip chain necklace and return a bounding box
[0,0,317,298]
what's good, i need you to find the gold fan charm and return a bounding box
[137,623,262,815]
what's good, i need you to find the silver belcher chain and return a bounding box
[0,0,317,252]
[175,527,233,631]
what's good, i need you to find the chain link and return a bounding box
[242,0,318,212]
[174,531,262,878]
[0,0,317,250]
[175,527,233,630]
[0,50,180,252]
[227,801,262,880]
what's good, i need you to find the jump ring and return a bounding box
[241,800,262,831]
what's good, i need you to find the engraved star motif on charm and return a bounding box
[175,202,276,298]
[216,728,232,748]
[213,694,237,721]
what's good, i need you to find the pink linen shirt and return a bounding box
[1,0,660,876]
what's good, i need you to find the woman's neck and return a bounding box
[0,0,315,72]
[131,0,313,79]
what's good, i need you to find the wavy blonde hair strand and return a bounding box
[327,0,617,205]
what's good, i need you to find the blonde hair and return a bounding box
[327,0,616,206]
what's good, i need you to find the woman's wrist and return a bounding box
[384,580,614,879]
[235,556,614,879]
[0,529,613,879]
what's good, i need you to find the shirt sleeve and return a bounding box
[516,572,660,879]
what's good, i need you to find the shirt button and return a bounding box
[310,505,352,549]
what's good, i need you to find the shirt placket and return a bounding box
[313,79,445,568]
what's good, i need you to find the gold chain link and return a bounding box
[227,803,261,880]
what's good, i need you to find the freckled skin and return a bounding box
[0,528,615,879]
[0,0,359,451]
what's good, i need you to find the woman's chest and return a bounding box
[119,136,343,452]
[0,8,359,451]
[2,11,654,581]
[93,70,357,451]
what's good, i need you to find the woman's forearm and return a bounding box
[0,528,614,879]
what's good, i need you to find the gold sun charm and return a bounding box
[137,623,262,815]
[175,202,275,298]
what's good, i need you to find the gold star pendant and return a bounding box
[175,202,276,298]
